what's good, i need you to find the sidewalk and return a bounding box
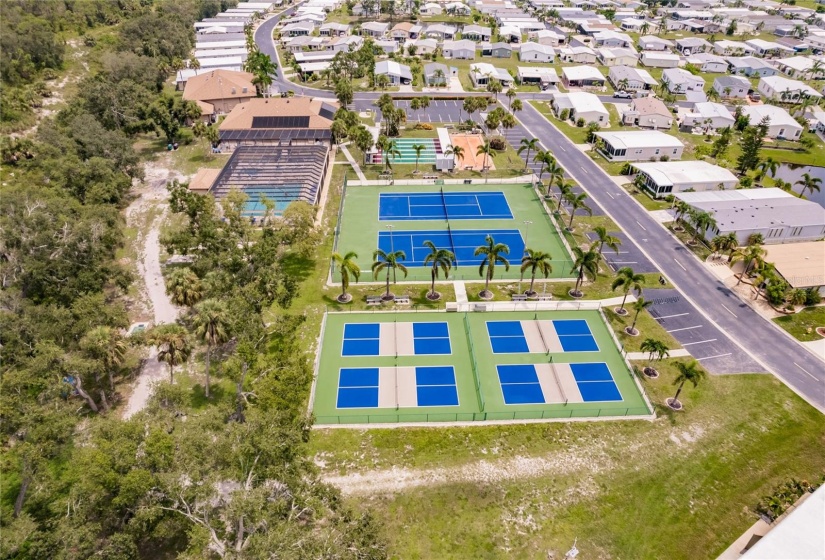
[339,144,367,182]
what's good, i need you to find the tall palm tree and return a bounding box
[564,191,592,230]
[555,180,575,213]
[640,338,669,376]
[570,247,601,297]
[192,299,230,399]
[544,159,565,197]
[688,209,717,244]
[611,266,645,315]
[376,136,401,173]
[474,234,510,298]
[755,157,779,182]
[533,149,554,185]
[332,251,361,303]
[520,249,553,295]
[165,267,203,307]
[476,141,494,182]
[422,241,454,300]
[719,232,739,262]
[796,173,822,198]
[670,360,706,407]
[616,78,630,92]
[731,244,766,285]
[81,326,128,391]
[372,249,408,300]
[511,98,523,113]
[626,296,652,335]
[593,226,621,255]
[412,143,426,173]
[149,324,192,383]
[752,262,775,301]
[506,88,518,110]
[446,144,465,169]
[517,138,539,173]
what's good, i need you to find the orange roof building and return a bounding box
[182,69,256,118]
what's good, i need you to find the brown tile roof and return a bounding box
[189,168,222,192]
[219,97,337,131]
[392,22,414,32]
[631,96,671,117]
[182,70,256,104]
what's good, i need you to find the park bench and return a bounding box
[366,296,383,306]
[512,294,528,302]
[422,174,439,180]
[394,296,411,305]
[536,296,553,302]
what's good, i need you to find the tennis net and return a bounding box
[442,188,458,268]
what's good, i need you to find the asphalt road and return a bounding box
[516,101,824,410]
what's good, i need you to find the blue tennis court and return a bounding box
[336,366,459,408]
[340,321,451,356]
[413,322,452,355]
[555,320,600,352]
[342,323,381,357]
[571,363,623,402]
[497,364,545,404]
[487,321,530,354]
[379,191,513,221]
[378,229,524,268]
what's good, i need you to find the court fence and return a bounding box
[328,172,349,284]
[532,182,576,265]
[315,407,655,426]
[446,300,604,313]
[347,175,536,187]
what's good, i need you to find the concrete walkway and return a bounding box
[626,349,691,360]
[340,144,367,182]
[453,281,468,303]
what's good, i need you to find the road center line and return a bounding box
[635,220,647,231]
[721,304,737,318]
[683,339,717,346]
[666,325,703,332]
[674,259,687,271]
[794,362,818,381]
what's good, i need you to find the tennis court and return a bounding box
[379,229,524,268]
[335,183,575,282]
[378,191,513,220]
[311,310,652,425]
[486,319,600,354]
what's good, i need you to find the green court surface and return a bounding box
[311,310,652,425]
[334,183,575,282]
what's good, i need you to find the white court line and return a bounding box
[794,362,818,381]
[721,304,737,318]
[667,325,703,333]
[683,339,716,346]
[674,259,687,271]
[656,312,690,319]
[635,220,647,231]
[698,353,732,361]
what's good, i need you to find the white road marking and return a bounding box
[674,259,687,271]
[794,362,818,381]
[607,192,615,199]
[559,146,567,152]
[656,313,690,319]
[683,339,717,346]
[610,261,638,264]
[635,220,647,231]
[698,353,732,361]
[721,304,737,318]
[666,325,703,333]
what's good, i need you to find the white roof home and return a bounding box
[594,130,685,161]
[758,75,822,101]
[740,104,805,139]
[713,75,751,98]
[561,65,606,85]
[518,67,560,84]
[361,21,389,35]
[638,35,675,51]
[640,51,680,67]
[744,38,795,56]
[713,39,754,56]
[470,63,513,86]
[552,92,610,126]
[773,56,818,78]
[608,65,657,90]
[631,161,738,196]
[374,60,412,84]
[597,47,640,67]
[682,102,735,130]
[442,39,476,59]
[519,42,556,62]
[685,52,728,73]
[662,68,705,92]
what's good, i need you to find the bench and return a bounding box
[512,294,528,302]
[422,174,439,180]
[536,296,553,301]
[366,296,383,306]
[395,296,411,305]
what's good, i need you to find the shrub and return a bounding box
[576,117,586,127]
[659,154,670,162]
[559,108,570,121]
[490,136,506,150]
[740,176,753,188]
[414,123,434,130]
[804,288,822,306]
[619,163,633,175]
[766,281,789,306]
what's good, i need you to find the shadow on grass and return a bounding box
[281,253,317,285]
[188,382,231,411]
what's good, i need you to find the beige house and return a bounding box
[182,69,256,121]
[621,97,673,130]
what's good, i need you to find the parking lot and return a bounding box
[643,288,762,374]
[585,231,658,273]
[358,99,466,123]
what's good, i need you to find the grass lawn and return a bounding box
[773,306,825,342]
[308,359,825,559]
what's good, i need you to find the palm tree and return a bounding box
[517,138,539,173]
[555,180,575,213]
[688,209,716,244]
[533,150,554,185]
[422,241,454,300]
[593,226,621,255]
[564,191,592,230]
[372,249,408,300]
[570,247,601,297]
[165,267,203,307]
[719,232,739,262]
[706,87,720,102]
[670,360,706,409]
[626,296,652,335]
[244,51,277,96]
[640,21,650,35]
[412,143,426,173]
[511,98,523,113]
[81,326,128,391]
[474,234,510,299]
[149,324,192,383]
[640,338,669,377]
[752,262,775,301]
[192,299,230,399]
[611,266,645,315]
[506,88,518,110]
[796,173,822,198]
[755,157,779,182]
[616,78,630,92]
[520,249,553,296]
[332,251,361,303]
[731,244,766,285]
[544,159,565,197]
[476,141,494,182]
[672,199,691,229]
[446,144,465,169]
[433,68,446,88]
[376,136,401,173]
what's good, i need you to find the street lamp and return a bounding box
[386,225,396,283]
[518,221,532,295]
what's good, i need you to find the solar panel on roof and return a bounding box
[251,115,310,128]
[318,105,336,121]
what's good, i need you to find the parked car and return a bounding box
[748,90,761,101]
[613,90,633,99]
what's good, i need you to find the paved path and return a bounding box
[515,101,824,410]
[453,281,468,303]
[339,145,367,182]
